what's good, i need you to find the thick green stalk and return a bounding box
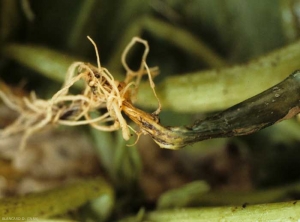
[137,39,300,112]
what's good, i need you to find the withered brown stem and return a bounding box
[123,70,300,149]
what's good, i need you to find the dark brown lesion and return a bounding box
[190,70,300,137]
[123,70,300,149]
[122,101,184,148]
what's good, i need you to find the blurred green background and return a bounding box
[2,0,300,221]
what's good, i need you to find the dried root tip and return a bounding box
[0,36,161,149]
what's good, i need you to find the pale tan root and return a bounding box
[0,36,160,149]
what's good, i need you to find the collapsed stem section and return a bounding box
[124,71,300,149]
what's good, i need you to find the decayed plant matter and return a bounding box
[0,37,160,150]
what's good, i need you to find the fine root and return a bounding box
[0,36,160,150]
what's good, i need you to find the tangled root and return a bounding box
[0,36,160,150]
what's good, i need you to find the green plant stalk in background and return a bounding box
[0,177,114,219]
[107,16,227,71]
[120,200,300,222]
[136,38,300,112]
[157,178,300,209]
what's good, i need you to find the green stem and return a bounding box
[0,177,114,218]
[143,16,227,68]
[67,0,96,50]
[120,201,300,222]
[2,43,81,84]
[107,16,226,72]
[136,39,300,112]
[158,180,300,209]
